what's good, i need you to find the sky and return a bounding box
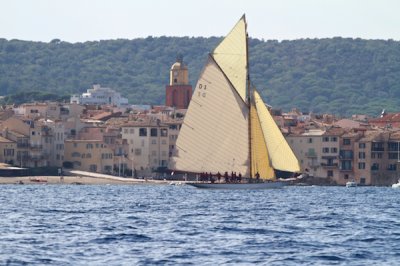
[1,0,400,43]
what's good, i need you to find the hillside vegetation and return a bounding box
[1,37,400,116]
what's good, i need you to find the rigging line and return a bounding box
[213,53,246,56]
[176,144,187,153]
[190,100,202,107]
[200,78,212,84]
[182,122,194,130]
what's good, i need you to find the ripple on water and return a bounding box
[0,185,399,265]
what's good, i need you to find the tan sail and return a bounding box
[171,56,250,176]
[212,16,247,102]
[253,90,300,173]
[250,101,275,180]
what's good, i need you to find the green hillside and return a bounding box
[1,37,400,116]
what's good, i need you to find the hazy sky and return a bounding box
[1,0,400,43]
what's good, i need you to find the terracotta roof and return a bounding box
[369,113,400,123]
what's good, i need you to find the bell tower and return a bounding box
[165,56,192,109]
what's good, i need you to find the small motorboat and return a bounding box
[392,179,400,188]
[346,181,357,187]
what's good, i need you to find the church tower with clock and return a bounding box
[165,56,192,109]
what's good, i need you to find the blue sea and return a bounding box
[1,184,399,265]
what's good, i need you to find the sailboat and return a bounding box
[169,15,300,189]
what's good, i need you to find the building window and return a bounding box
[371,163,379,171]
[340,150,353,159]
[130,129,134,134]
[358,162,365,169]
[388,142,399,151]
[89,164,97,172]
[327,170,333,177]
[308,138,313,143]
[388,164,397,171]
[322,147,329,153]
[359,152,365,159]
[341,160,352,170]
[161,139,167,145]
[344,174,349,179]
[139,128,147,136]
[343,139,350,145]
[388,153,399,160]
[359,143,366,149]
[151,139,157,145]
[331,148,337,153]
[151,128,158,137]
[124,128,128,134]
[4,149,14,156]
[160,128,168,137]
[331,137,337,142]
[323,137,329,142]
[72,152,81,157]
[371,142,384,151]
[135,149,142,155]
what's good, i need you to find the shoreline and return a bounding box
[0,175,178,185]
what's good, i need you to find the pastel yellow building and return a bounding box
[64,140,113,173]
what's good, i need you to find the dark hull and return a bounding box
[188,182,285,190]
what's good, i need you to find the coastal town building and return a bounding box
[64,139,114,173]
[70,84,128,107]
[120,120,170,174]
[0,136,16,165]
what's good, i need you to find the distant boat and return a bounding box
[392,179,400,188]
[169,15,300,189]
[346,180,357,187]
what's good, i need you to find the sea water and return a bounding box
[0,184,399,265]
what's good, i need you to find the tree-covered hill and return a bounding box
[1,37,400,116]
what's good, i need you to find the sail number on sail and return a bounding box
[197,83,207,98]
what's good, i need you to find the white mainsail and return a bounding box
[212,15,248,103]
[170,15,300,179]
[171,56,250,176]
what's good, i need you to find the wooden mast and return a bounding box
[244,15,253,178]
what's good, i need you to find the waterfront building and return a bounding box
[70,84,128,107]
[1,117,53,167]
[0,136,16,165]
[64,139,113,174]
[354,130,400,186]
[121,120,170,175]
[287,129,341,182]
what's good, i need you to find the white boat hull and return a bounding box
[188,182,285,190]
[392,182,400,188]
[346,181,357,187]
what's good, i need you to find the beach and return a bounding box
[0,171,178,185]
